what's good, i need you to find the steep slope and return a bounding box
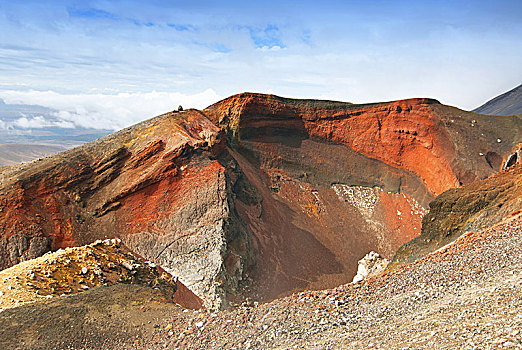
[0,109,251,309]
[390,161,522,269]
[0,93,520,309]
[474,84,522,116]
[204,93,520,301]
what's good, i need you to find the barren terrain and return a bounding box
[1,214,520,349]
[0,92,520,349]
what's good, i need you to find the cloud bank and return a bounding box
[0,89,221,130]
[12,116,75,129]
[0,0,521,122]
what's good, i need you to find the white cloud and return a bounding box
[14,115,76,129]
[0,89,221,130]
[0,2,520,114]
[258,45,283,52]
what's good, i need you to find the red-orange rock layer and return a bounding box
[205,93,520,196]
[0,109,249,309]
[0,109,221,259]
[173,280,204,310]
[0,92,519,309]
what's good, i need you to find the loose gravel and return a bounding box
[149,214,522,349]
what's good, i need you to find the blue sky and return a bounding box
[0,0,521,130]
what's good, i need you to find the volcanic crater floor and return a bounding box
[1,215,521,349]
[154,214,522,350]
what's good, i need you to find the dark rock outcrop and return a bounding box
[389,163,522,269]
[0,92,520,307]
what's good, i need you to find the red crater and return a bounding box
[0,93,519,308]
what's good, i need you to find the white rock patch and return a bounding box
[332,184,380,219]
[352,251,389,283]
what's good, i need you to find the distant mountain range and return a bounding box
[474,84,522,116]
[0,99,110,166]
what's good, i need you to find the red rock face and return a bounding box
[0,110,220,255]
[0,93,520,307]
[204,93,521,301]
[303,99,457,195]
[0,110,249,309]
[205,93,520,197]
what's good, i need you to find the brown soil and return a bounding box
[0,92,519,307]
[0,284,185,350]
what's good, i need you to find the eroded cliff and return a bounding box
[0,110,250,309]
[0,93,520,308]
[390,162,522,269]
[203,93,520,301]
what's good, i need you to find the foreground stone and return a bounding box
[351,251,389,283]
[0,239,177,311]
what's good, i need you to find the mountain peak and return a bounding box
[474,83,522,116]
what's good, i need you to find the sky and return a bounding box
[0,0,521,131]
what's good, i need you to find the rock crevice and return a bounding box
[0,93,519,309]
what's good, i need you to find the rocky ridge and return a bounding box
[0,93,520,309]
[205,93,520,196]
